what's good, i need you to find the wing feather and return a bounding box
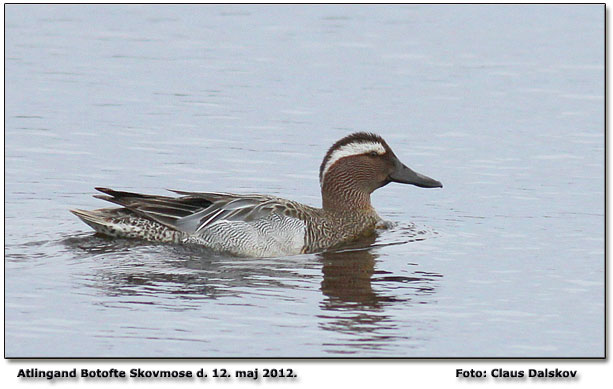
[92,188,307,234]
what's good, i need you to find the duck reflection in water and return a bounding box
[319,236,385,309]
[65,227,442,355]
[316,233,443,354]
[319,233,440,307]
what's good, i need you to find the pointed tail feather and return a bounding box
[70,209,114,233]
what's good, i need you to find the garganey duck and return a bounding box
[71,132,442,257]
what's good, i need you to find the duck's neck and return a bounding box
[321,173,373,213]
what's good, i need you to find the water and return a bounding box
[4,4,603,357]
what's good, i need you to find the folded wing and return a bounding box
[93,187,303,235]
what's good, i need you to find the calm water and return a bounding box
[4,4,604,357]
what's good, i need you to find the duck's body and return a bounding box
[72,190,382,257]
[71,132,442,257]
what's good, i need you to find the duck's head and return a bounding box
[319,132,442,209]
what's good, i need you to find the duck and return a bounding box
[71,132,442,257]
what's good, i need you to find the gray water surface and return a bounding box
[4,4,604,357]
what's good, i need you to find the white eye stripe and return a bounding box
[321,141,386,183]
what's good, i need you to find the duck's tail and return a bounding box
[70,207,181,243]
[70,208,119,236]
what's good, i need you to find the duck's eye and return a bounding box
[369,151,379,157]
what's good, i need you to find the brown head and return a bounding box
[319,132,442,211]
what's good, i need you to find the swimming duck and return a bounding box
[71,132,442,257]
